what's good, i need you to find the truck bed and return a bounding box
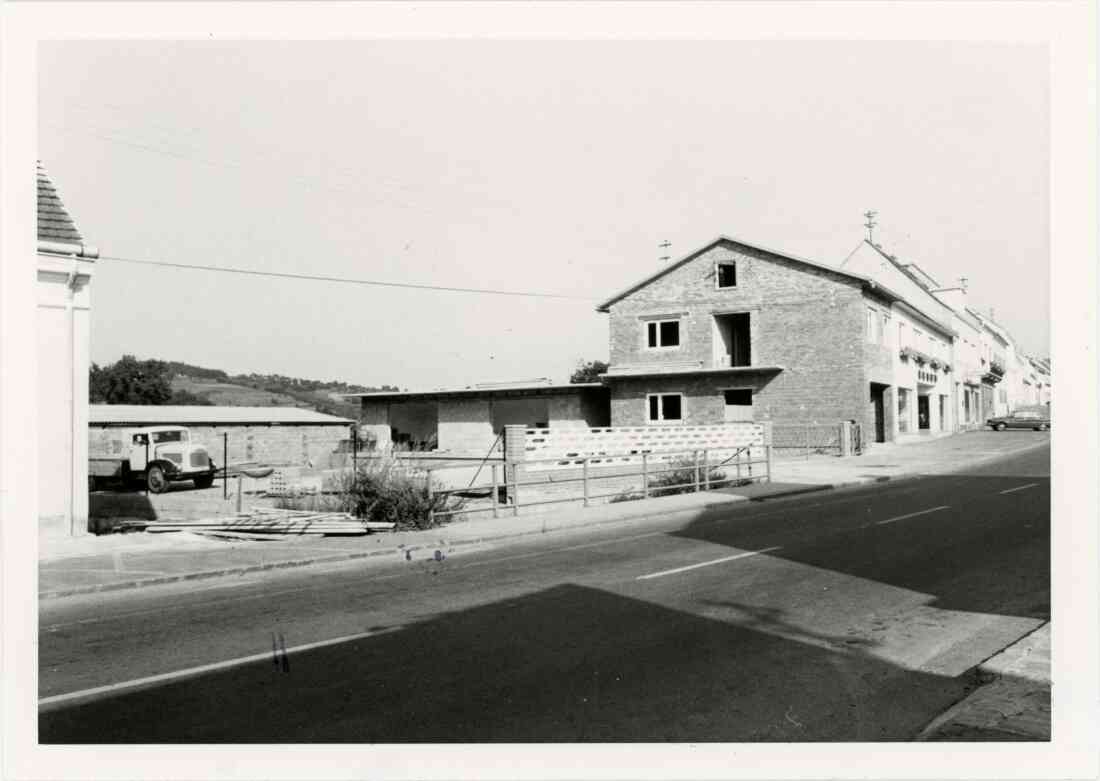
[88,457,127,478]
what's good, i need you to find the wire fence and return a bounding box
[424,444,773,522]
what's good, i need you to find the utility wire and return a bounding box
[96,253,600,301]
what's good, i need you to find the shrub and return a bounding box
[609,490,645,504]
[648,457,726,497]
[279,454,463,530]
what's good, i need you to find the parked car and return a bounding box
[986,410,1050,431]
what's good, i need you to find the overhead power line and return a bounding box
[96,253,599,301]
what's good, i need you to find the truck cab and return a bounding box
[127,426,217,492]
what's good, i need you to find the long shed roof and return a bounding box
[90,405,353,426]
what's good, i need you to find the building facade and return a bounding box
[595,236,946,445]
[354,382,610,455]
[37,163,97,536]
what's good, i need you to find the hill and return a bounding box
[165,361,398,419]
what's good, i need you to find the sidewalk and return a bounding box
[917,623,1051,741]
[39,486,767,599]
[40,431,1048,599]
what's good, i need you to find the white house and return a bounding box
[37,162,97,536]
[842,241,957,438]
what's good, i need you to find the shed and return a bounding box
[345,381,610,455]
[89,405,354,468]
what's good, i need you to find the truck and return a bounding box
[89,425,218,493]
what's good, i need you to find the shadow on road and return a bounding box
[673,473,1050,620]
[40,583,988,743]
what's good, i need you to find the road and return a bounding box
[39,442,1050,742]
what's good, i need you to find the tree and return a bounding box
[570,359,609,384]
[89,355,173,405]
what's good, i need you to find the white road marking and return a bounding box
[636,547,782,581]
[999,483,1039,495]
[38,627,400,708]
[874,506,950,526]
[42,531,667,630]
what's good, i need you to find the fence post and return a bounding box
[642,453,649,498]
[582,458,590,507]
[223,432,228,499]
[839,421,852,457]
[694,449,701,492]
[426,468,434,525]
[702,449,710,491]
[236,474,243,513]
[766,444,774,483]
[491,463,500,519]
[502,425,526,517]
[735,450,742,482]
[510,463,519,517]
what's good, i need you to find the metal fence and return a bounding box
[425,444,772,522]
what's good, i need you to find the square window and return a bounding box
[646,319,681,348]
[647,393,683,422]
[716,262,737,288]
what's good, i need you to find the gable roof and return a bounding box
[595,234,875,312]
[37,162,85,245]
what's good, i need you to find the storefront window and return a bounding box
[898,388,910,433]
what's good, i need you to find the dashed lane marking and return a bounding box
[636,546,782,581]
[874,505,951,526]
[999,483,1040,495]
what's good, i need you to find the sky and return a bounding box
[38,40,1050,390]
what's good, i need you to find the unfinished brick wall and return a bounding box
[437,398,495,453]
[89,424,351,467]
[605,241,870,430]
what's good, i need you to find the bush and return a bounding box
[279,454,463,531]
[647,457,727,497]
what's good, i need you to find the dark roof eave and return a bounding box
[599,366,785,380]
[348,383,608,403]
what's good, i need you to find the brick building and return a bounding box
[596,235,945,444]
[352,381,610,455]
[89,405,354,468]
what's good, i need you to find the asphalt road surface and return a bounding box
[39,442,1050,742]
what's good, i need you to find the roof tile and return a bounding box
[37,161,84,244]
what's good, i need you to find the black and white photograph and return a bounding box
[1,2,1096,780]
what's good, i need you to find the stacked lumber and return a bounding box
[127,507,395,538]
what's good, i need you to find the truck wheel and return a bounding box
[193,473,215,489]
[1037,423,1049,431]
[146,464,169,494]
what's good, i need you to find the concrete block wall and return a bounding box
[438,398,495,453]
[90,424,350,468]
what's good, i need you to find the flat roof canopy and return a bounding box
[90,405,353,426]
[347,383,607,404]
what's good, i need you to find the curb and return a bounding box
[913,621,1051,741]
[40,492,754,600]
[41,438,1046,600]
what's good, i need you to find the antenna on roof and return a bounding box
[863,210,878,243]
[658,240,671,263]
[959,276,968,291]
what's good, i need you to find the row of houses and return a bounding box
[352,235,1050,454]
[34,161,1048,534]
